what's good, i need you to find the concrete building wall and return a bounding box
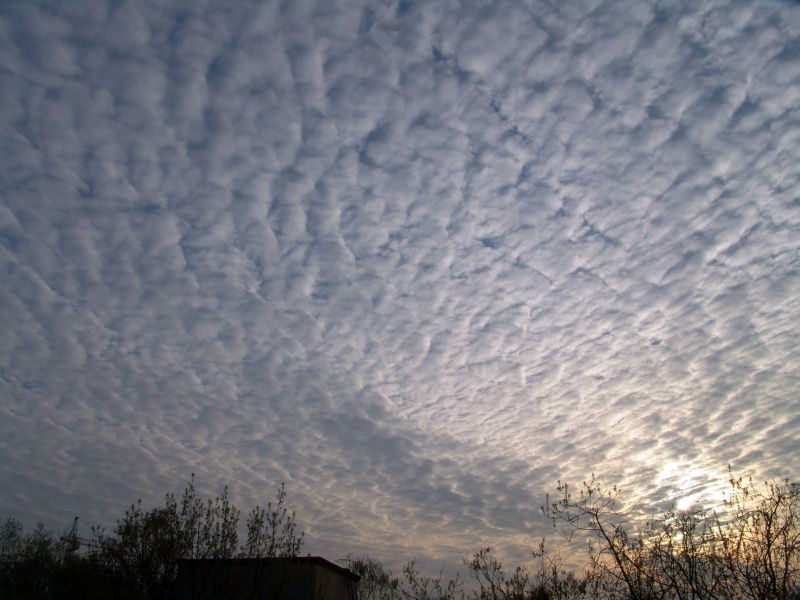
[172,557,359,600]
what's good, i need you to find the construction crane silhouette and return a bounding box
[61,517,116,558]
[61,517,81,555]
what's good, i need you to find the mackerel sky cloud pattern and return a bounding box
[1,0,799,575]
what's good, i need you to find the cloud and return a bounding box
[1,0,799,578]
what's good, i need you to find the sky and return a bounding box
[1,0,799,579]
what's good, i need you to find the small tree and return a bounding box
[96,475,302,600]
[543,470,800,600]
[466,545,534,600]
[233,482,305,600]
[528,540,587,600]
[340,554,401,600]
[0,517,25,578]
[543,474,654,600]
[0,519,64,600]
[399,559,465,600]
[240,482,303,559]
[716,470,800,600]
[465,542,586,600]
[110,503,184,600]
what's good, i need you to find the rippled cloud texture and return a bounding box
[1,0,799,574]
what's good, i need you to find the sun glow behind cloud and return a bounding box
[1,0,799,577]
[654,461,718,512]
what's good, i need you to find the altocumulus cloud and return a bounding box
[1,0,799,576]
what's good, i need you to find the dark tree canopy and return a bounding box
[2,469,797,600]
[0,476,303,600]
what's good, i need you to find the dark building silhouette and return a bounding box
[172,556,359,600]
